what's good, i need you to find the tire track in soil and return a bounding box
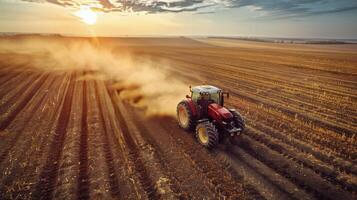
[109,91,176,199]
[231,100,356,164]
[3,75,69,199]
[0,74,66,199]
[77,80,89,200]
[249,121,357,176]
[0,74,39,109]
[0,66,30,88]
[229,89,355,137]
[235,132,355,200]
[94,81,121,198]
[126,110,213,199]
[0,70,38,103]
[0,74,56,165]
[216,144,313,200]
[32,73,76,200]
[101,84,148,199]
[83,80,136,199]
[129,110,255,199]
[244,125,357,192]
[51,75,82,200]
[0,74,49,130]
[157,116,298,199]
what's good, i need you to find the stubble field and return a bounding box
[0,36,356,200]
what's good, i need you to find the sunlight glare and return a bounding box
[75,6,97,25]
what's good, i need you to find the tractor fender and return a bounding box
[186,98,198,117]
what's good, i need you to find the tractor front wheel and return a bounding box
[195,122,219,149]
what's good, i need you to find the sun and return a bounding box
[75,6,97,25]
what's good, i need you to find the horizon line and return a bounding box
[1,31,357,41]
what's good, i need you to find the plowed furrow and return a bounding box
[232,100,356,163]
[81,80,135,199]
[163,51,357,96]
[160,54,357,117]
[127,111,213,199]
[0,67,30,87]
[103,84,148,199]
[144,115,257,199]
[221,73,356,124]
[204,73,356,137]
[236,133,354,199]
[217,145,313,200]
[225,78,356,126]
[94,81,121,198]
[245,126,357,192]
[219,60,357,95]
[179,59,356,118]
[0,70,36,102]
[0,70,20,86]
[157,56,357,122]
[0,73,48,130]
[0,73,68,199]
[52,76,83,200]
[32,73,75,200]
[0,72,39,112]
[250,121,357,176]
[158,53,357,98]
[0,74,57,165]
[173,60,353,121]
[111,94,175,199]
[77,80,89,200]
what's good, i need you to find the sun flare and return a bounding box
[75,6,97,25]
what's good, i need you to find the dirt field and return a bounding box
[0,37,356,200]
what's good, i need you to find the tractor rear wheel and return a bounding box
[230,110,245,131]
[177,101,196,131]
[195,122,219,149]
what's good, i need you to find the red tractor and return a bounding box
[177,85,245,148]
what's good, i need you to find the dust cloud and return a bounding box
[0,36,187,116]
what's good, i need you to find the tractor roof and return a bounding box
[191,85,221,93]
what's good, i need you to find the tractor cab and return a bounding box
[188,85,231,118]
[189,85,229,107]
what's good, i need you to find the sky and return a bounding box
[0,0,357,39]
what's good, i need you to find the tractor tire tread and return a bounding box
[195,122,219,149]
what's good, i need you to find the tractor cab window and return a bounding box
[210,93,221,104]
[192,91,221,105]
[191,92,200,103]
[201,93,210,100]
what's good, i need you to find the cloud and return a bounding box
[22,0,357,17]
[23,0,215,13]
[234,0,357,19]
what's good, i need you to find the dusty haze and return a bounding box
[0,36,187,116]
